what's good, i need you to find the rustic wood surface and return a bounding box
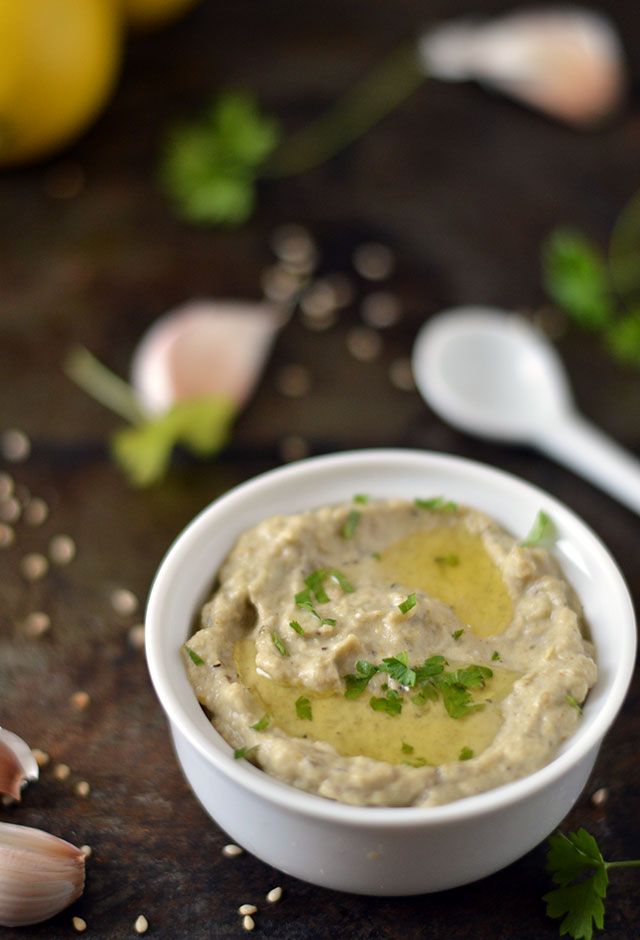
[1,1,639,937]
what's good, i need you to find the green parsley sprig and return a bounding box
[520,510,555,548]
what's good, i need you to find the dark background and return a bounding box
[1,1,639,937]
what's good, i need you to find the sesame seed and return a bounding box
[0,497,21,523]
[591,787,609,807]
[23,612,51,637]
[80,845,92,858]
[270,225,316,266]
[361,292,402,329]
[24,497,49,526]
[1,429,31,463]
[0,523,15,548]
[266,886,282,903]
[301,310,336,332]
[300,282,338,318]
[72,916,87,932]
[20,553,49,581]
[75,780,91,798]
[238,904,257,916]
[49,534,76,566]
[389,358,415,392]
[242,914,255,931]
[222,843,243,857]
[110,588,139,616]
[32,748,50,767]
[53,763,71,781]
[353,243,395,281]
[128,623,146,649]
[134,914,149,934]
[276,364,311,398]
[0,473,14,499]
[70,691,91,711]
[346,327,383,362]
[279,436,310,463]
[260,265,301,304]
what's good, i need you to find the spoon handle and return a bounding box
[536,413,640,516]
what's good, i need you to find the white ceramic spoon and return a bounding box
[412,306,640,515]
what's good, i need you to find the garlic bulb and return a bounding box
[0,822,85,927]
[131,299,284,416]
[419,7,625,126]
[0,728,38,801]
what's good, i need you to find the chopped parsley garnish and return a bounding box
[251,714,271,732]
[379,651,416,687]
[370,688,402,716]
[459,747,474,761]
[303,570,330,603]
[398,592,417,614]
[565,694,583,715]
[491,650,501,661]
[344,659,379,699]
[353,494,369,504]
[401,741,414,754]
[295,696,313,720]
[435,553,459,566]
[415,496,458,512]
[272,632,289,657]
[295,568,355,625]
[185,645,205,666]
[371,551,381,561]
[452,629,464,641]
[233,745,257,760]
[521,509,555,547]
[289,620,306,636]
[341,509,361,539]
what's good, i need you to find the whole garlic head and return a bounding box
[0,822,85,927]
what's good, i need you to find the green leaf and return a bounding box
[415,497,457,512]
[289,620,306,637]
[398,592,417,614]
[459,747,474,761]
[343,659,378,699]
[234,745,258,760]
[369,689,402,716]
[271,632,289,657]
[111,395,235,487]
[452,629,464,641]
[542,228,615,330]
[159,92,280,226]
[605,312,640,366]
[379,652,417,687]
[295,696,313,720]
[435,554,459,566]
[251,714,271,732]
[566,694,583,715]
[341,509,361,539]
[521,510,555,548]
[184,645,204,666]
[544,830,609,940]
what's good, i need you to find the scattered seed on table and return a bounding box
[242,914,255,932]
[0,497,21,523]
[80,845,92,859]
[128,623,146,650]
[361,291,402,328]
[266,886,283,904]
[222,843,243,857]
[591,787,609,807]
[70,691,91,711]
[72,916,87,933]
[276,364,311,398]
[75,780,91,798]
[24,497,49,526]
[346,326,383,362]
[270,224,316,265]
[49,534,76,566]
[0,429,31,462]
[301,282,338,318]
[353,242,395,281]
[389,358,415,392]
[0,472,13,499]
[32,748,50,768]
[301,310,336,332]
[20,552,49,581]
[53,763,71,781]
[134,914,149,934]
[238,904,257,916]
[110,587,139,615]
[0,523,14,548]
[23,612,51,637]
[261,265,301,304]
[279,436,310,463]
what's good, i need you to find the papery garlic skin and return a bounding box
[0,728,38,801]
[419,8,625,126]
[131,299,283,415]
[0,822,85,927]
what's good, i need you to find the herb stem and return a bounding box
[262,41,426,179]
[65,346,148,426]
[605,859,640,870]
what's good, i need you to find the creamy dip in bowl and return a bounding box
[146,450,635,894]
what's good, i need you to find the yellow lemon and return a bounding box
[0,0,122,166]
[123,0,200,30]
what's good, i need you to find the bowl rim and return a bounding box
[146,448,636,827]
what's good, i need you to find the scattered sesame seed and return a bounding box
[276,364,311,398]
[260,265,301,304]
[49,534,76,566]
[222,843,243,857]
[279,436,310,463]
[24,497,49,527]
[20,552,49,581]
[300,282,338,318]
[346,326,383,362]
[70,691,91,711]
[361,291,402,328]
[44,162,86,200]
[80,845,92,858]
[591,787,609,807]
[0,429,31,463]
[0,523,15,548]
[134,914,149,934]
[110,587,139,616]
[0,472,13,499]
[72,916,87,932]
[353,242,395,281]
[23,612,51,637]
[270,224,316,266]
[0,496,21,523]
[128,623,146,650]
[266,886,283,904]
[238,904,257,916]
[242,914,255,932]
[301,310,336,332]
[75,780,91,798]
[32,748,50,767]
[53,763,71,781]
[389,357,416,392]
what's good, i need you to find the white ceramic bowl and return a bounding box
[145,449,636,895]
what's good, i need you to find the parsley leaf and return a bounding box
[379,651,416,687]
[415,497,458,512]
[459,746,474,761]
[401,741,414,754]
[452,629,464,641]
[353,494,369,504]
[344,659,379,699]
[251,714,271,732]
[521,510,555,548]
[234,745,258,760]
[542,229,614,331]
[370,689,402,716]
[491,650,501,661]
[271,632,289,657]
[295,696,313,720]
[341,509,361,539]
[435,554,459,566]
[185,645,205,666]
[544,830,608,940]
[398,592,417,614]
[566,694,583,715]
[289,620,306,637]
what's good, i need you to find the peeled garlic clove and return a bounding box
[131,300,284,416]
[419,7,625,126]
[0,822,85,927]
[0,728,38,801]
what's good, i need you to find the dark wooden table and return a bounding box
[1,1,639,936]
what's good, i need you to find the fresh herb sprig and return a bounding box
[521,510,555,548]
[544,828,640,940]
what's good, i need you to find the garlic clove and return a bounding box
[419,7,625,126]
[0,822,85,927]
[131,299,284,416]
[0,728,38,801]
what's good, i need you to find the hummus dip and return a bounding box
[184,498,597,807]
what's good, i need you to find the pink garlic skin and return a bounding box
[131,300,283,416]
[0,729,38,801]
[419,8,626,126]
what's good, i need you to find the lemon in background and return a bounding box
[0,0,122,166]
[123,0,201,30]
